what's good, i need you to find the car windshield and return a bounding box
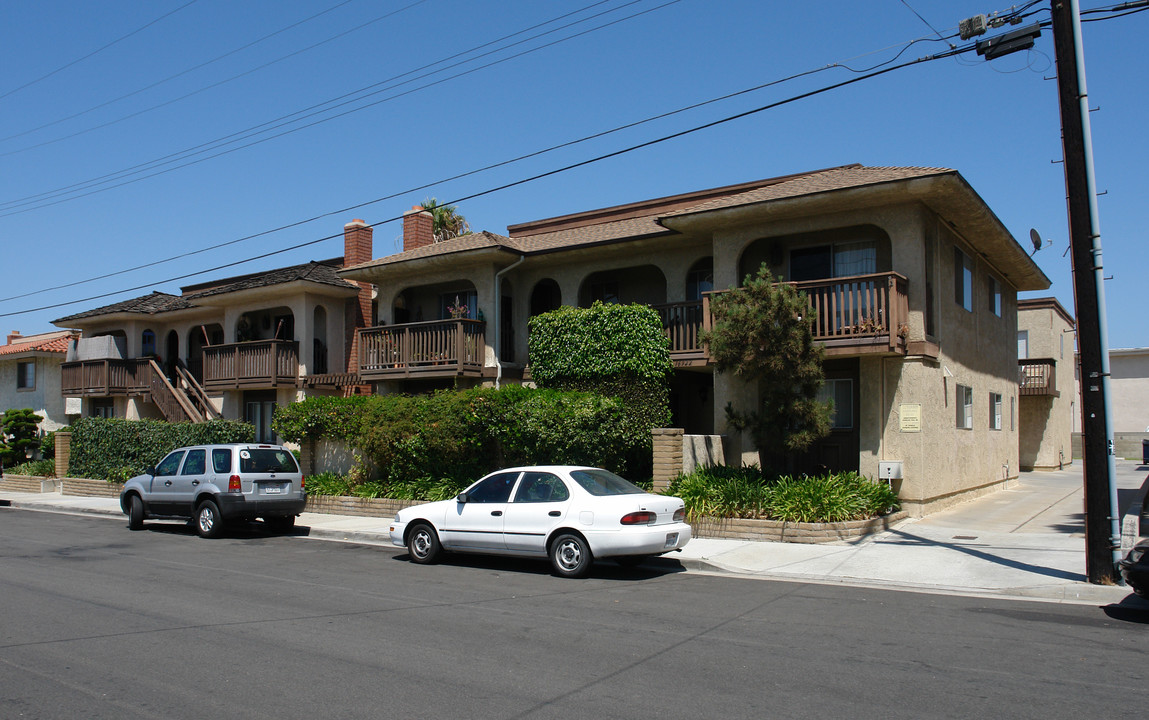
[569,468,645,496]
[239,448,298,474]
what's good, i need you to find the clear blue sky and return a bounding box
[1,1,1145,347]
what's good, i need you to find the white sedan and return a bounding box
[389,466,692,577]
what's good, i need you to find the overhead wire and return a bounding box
[0,0,661,214]
[0,39,975,319]
[0,0,200,102]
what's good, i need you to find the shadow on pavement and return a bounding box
[388,551,687,581]
[1102,594,1149,624]
[882,527,1085,582]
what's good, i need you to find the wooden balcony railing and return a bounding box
[1019,358,1058,396]
[61,358,152,396]
[358,319,485,381]
[652,272,910,363]
[201,340,299,390]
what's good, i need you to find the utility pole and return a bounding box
[1049,0,1121,584]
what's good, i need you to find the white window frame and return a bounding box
[989,392,1003,430]
[956,384,973,429]
[16,360,35,390]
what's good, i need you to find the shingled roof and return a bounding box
[183,259,356,299]
[54,292,197,323]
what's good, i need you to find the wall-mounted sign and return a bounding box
[899,404,921,432]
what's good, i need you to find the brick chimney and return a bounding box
[343,220,374,384]
[6,330,22,346]
[402,206,434,252]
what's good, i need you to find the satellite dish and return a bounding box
[1029,228,1042,255]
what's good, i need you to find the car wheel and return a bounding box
[406,523,441,564]
[550,533,592,578]
[127,495,144,531]
[195,500,224,539]
[264,515,296,531]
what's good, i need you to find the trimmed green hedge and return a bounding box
[67,417,254,482]
[272,386,643,497]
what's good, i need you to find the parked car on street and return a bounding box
[119,444,306,538]
[389,466,691,577]
[1119,539,1149,597]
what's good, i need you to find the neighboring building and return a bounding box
[1017,298,1075,470]
[340,164,1051,515]
[51,222,375,441]
[0,329,79,433]
[1070,346,1149,460]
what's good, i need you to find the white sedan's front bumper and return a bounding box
[388,519,408,548]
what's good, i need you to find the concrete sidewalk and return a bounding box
[3,462,1147,608]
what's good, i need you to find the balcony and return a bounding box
[61,358,152,396]
[358,319,486,381]
[653,272,910,363]
[1019,358,1058,396]
[201,340,300,390]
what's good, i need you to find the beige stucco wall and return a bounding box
[0,354,72,431]
[1105,350,1149,433]
[1017,302,1074,469]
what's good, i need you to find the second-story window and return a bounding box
[956,384,973,429]
[686,260,713,301]
[588,281,619,304]
[16,361,35,390]
[954,247,973,312]
[988,275,1001,317]
[142,329,156,356]
[441,290,477,319]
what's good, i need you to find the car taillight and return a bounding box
[673,508,685,523]
[301,475,306,490]
[228,475,241,493]
[621,511,656,525]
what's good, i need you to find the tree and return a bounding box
[702,264,832,472]
[420,197,471,243]
[0,408,44,467]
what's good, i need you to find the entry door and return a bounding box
[244,394,277,443]
[799,360,860,475]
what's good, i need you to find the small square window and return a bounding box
[956,384,973,429]
[989,393,1002,430]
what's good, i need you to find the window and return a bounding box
[239,448,298,474]
[16,361,35,389]
[790,241,877,282]
[988,276,1001,317]
[465,472,519,503]
[1017,330,1029,359]
[142,329,156,356]
[954,247,973,312]
[990,393,1003,430]
[569,468,645,496]
[212,449,232,474]
[817,379,854,430]
[155,451,185,477]
[181,449,206,475]
[513,472,570,503]
[686,260,713,301]
[956,384,973,429]
[440,290,478,319]
[91,398,115,418]
[588,281,619,304]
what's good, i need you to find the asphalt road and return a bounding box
[1,509,1146,720]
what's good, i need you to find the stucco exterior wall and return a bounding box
[1106,350,1149,433]
[0,354,71,431]
[1017,301,1074,469]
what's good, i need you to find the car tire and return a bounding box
[406,523,442,564]
[550,532,592,578]
[264,515,296,532]
[195,499,225,539]
[127,495,144,531]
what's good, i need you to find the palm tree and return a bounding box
[420,198,471,243]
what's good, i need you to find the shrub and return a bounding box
[8,458,56,477]
[67,417,254,482]
[1,408,43,467]
[665,465,899,523]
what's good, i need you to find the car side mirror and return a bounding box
[455,492,469,504]
[146,467,156,476]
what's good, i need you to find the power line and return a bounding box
[0,0,362,145]
[1,22,955,304]
[0,1,200,102]
[0,0,660,215]
[1,39,973,320]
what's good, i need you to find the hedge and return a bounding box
[272,386,643,495]
[67,417,254,482]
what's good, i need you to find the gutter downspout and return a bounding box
[493,256,526,389]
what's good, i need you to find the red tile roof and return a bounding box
[0,331,76,356]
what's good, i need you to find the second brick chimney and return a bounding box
[402,206,434,252]
[343,219,374,381]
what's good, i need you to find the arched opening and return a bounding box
[529,278,561,317]
[686,258,713,301]
[738,224,891,283]
[236,307,294,342]
[188,324,223,382]
[165,330,179,379]
[577,265,666,307]
[141,329,156,357]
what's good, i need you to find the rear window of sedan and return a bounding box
[569,469,645,496]
[239,449,299,474]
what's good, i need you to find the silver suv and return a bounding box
[119,444,306,538]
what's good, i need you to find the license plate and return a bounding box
[262,484,285,495]
[664,532,679,548]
